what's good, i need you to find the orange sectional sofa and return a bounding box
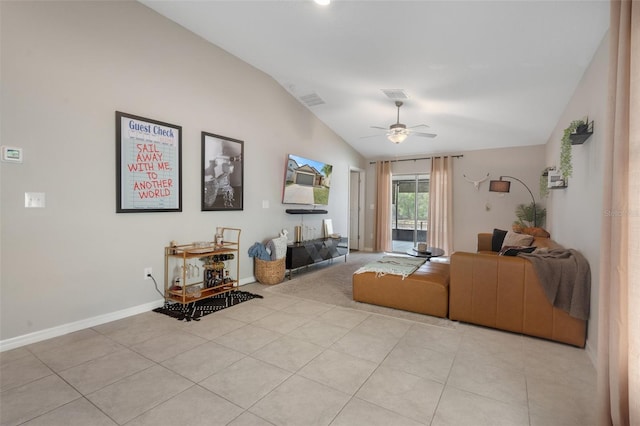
[449,233,587,347]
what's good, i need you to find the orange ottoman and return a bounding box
[352,261,450,318]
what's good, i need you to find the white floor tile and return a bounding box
[447,355,528,406]
[381,340,454,384]
[85,365,192,425]
[432,386,529,426]
[330,330,398,363]
[249,375,350,426]
[124,385,243,426]
[199,356,291,409]
[251,335,324,372]
[161,341,245,382]
[20,398,118,426]
[331,397,427,426]
[0,271,598,426]
[0,375,81,426]
[356,366,443,424]
[298,349,377,395]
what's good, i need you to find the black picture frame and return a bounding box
[201,132,244,211]
[116,111,182,213]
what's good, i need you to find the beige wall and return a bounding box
[363,146,546,252]
[453,145,546,251]
[0,1,365,345]
[543,33,609,362]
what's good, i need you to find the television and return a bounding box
[282,154,333,206]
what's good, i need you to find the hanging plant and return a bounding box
[539,167,553,198]
[560,119,585,180]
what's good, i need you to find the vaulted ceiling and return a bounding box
[141,0,609,159]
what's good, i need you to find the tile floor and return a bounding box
[0,283,597,426]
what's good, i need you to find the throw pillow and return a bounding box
[491,228,508,252]
[501,231,534,249]
[498,245,536,256]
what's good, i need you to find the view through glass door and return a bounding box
[391,174,430,252]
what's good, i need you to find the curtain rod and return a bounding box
[369,154,463,165]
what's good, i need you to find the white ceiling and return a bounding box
[141,0,609,159]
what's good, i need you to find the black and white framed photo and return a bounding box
[116,111,182,213]
[201,132,244,211]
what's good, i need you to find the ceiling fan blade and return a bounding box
[370,126,388,130]
[412,131,438,138]
[408,124,431,129]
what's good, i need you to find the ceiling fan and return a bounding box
[366,101,437,144]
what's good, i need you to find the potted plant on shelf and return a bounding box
[575,120,589,134]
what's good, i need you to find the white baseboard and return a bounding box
[0,279,262,352]
[0,299,164,352]
[239,276,257,286]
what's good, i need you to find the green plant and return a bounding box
[539,167,552,199]
[513,202,546,229]
[560,119,585,180]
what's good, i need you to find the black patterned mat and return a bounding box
[153,290,263,322]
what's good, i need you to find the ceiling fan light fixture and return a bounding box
[314,0,330,5]
[388,132,408,144]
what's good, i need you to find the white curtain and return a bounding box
[597,1,640,425]
[427,156,453,255]
[374,161,392,252]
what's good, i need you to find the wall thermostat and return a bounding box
[1,146,23,163]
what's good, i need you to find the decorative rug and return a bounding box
[261,251,456,329]
[153,290,263,321]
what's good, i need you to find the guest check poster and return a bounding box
[116,111,182,212]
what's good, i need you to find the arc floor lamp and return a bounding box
[489,175,537,227]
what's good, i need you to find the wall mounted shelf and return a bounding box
[285,209,328,214]
[569,132,593,145]
[569,120,594,145]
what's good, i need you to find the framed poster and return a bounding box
[201,132,243,211]
[116,111,182,213]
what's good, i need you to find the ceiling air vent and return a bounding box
[298,92,325,107]
[381,89,408,100]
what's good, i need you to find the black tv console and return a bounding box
[285,237,348,279]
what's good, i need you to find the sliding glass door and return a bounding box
[391,174,429,252]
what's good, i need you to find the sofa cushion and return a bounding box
[491,228,508,252]
[501,231,534,249]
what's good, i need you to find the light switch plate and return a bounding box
[25,192,45,208]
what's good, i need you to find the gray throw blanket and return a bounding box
[519,249,590,320]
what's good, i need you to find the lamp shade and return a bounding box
[489,180,511,193]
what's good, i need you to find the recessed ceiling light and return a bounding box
[314,0,330,5]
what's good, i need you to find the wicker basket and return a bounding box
[254,257,285,285]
